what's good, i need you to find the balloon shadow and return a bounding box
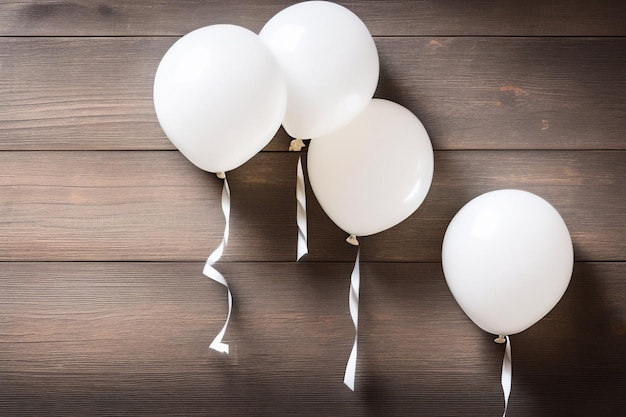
[511,261,626,416]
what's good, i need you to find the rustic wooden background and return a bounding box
[1,1,625,416]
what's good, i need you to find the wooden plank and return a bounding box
[0,37,177,151]
[356,149,626,263]
[2,37,625,151]
[1,261,624,416]
[0,150,623,262]
[0,35,288,151]
[376,37,626,151]
[0,2,623,416]
[1,0,625,36]
[0,150,284,261]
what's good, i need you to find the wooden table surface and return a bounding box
[1,1,625,416]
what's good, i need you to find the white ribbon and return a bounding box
[202,176,232,354]
[344,247,361,391]
[501,335,512,417]
[296,155,308,261]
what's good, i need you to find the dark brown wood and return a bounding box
[0,150,623,262]
[1,1,625,416]
[2,37,625,151]
[0,37,175,151]
[0,150,249,261]
[356,150,626,263]
[376,37,626,151]
[1,0,625,36]
[1,262,624,416]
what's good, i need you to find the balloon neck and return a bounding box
[216,172,226,180]
[289,138,307,152]
[494,335,507,344]
[346,234,359,246]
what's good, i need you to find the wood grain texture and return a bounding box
[0,37,174,151]
[1,0,625,36]
[377,37,626,151]
[2,37,625,150]
[0,150,624,262]
[1,1,625,416]
[1,262,624,416]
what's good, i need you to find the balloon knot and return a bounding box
[216,172,226,180]
[289,138,306,152]
[346,234,359,246]
[494,335,507,344]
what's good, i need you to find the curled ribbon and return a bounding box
[202,175,232,354]
[296,155,308,261]
[344,247,361,391]
[500,335,512,416]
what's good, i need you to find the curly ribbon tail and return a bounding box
[499,335,512,417]
[344,247,361,391]
[203,175,232,354]
[296,155,308,261]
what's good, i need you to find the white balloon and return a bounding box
[154,24,286,173]
[259,1,379,139]
[307,99,434,237]
[442,189,574,336]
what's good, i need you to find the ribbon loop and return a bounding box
[296,155,308,260]
[203,177,232,354]
[344,248,361,390]
[501,335,512,417]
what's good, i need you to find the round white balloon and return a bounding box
[307,98,434,237]
[442,189,574,336]
[154,24,286,173]
[259,1,379,139]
